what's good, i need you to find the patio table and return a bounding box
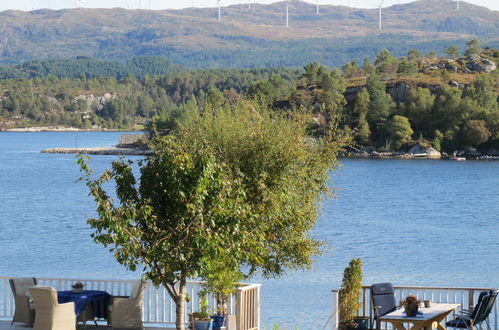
[57,290,110,323]
[379,303,461,330]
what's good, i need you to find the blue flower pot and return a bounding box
[194,319,212,330]
[211,315,225,330]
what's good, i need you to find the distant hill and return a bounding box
[0,0,498,68]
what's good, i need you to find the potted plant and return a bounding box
[339,258,367,330]
[202,261,244,330]
[402,295,421,317]
[71,282,84,292]
[192,290,212,330]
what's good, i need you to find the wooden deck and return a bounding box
[0,320,174,329]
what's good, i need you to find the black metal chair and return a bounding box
[370,282,397,329]
[446,289,499,330]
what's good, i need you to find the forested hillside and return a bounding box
[0,0,498,68]
[0,57,181,80]
[1,44,498,155]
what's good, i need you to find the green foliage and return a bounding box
[403,87,435,136]
[461,120,491,147]
[465,39,482,56]
[78,137,251,329]
[342,61,361,78]
[471,73,498,112]
[407,49,422,61]
[385,115,414,150]
[374,49,399,77]
[339,258,363,323]
[0,56,179,80]
[177,100,345,276]
[201,260,244,315]
[197,290,211,319]
[78,98,345,329]
[398,59,418,75]
[366,72,395,138]
[426,50,438,58]
[353,88,371,144]
[445,45,460,59]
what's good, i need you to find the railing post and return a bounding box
[469,289,475,310]
[256,285,261,330]
[331,289,339,330]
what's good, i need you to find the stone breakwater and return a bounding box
[2,126,89,132]
[41,147,152,155]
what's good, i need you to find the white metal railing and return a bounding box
[0,276,260,329]
[331,285,499,330]
[236,284,261,330]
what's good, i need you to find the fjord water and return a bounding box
[1,132,498,328]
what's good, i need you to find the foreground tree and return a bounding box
[79,99,345,330]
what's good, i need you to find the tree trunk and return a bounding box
[175,271,187,330]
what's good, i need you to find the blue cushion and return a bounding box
[446,318,471,328]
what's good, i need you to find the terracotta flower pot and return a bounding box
[404,304,419,317]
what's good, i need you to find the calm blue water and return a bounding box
[1,132,498,329]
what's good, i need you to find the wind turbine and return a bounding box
[248,0,251,10]
[378,0,384,30]
[316,0,319,15]
[455,0,459,11]
[217,0,221,21]
[286,2,295,28]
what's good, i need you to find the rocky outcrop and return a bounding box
[118,134,147,147]
[387,83,412,103]
[74,93,115,112]
[348,144,441,159]
[407,143,441,159]
[464,55,496,73]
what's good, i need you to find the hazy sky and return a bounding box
[2,0,498,11]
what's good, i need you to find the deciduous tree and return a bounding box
[79,100,345,330]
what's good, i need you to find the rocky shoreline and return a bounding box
[347,144,499,160]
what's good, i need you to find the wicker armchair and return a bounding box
[9,277,37,326]
[108,281,147,330]
[30,286,76,330]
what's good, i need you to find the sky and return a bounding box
[1,0,498,11]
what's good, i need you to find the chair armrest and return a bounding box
[111,297,138,311]
[58,301,75,313]
[457,315,473,321]
[110,295,130,303]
